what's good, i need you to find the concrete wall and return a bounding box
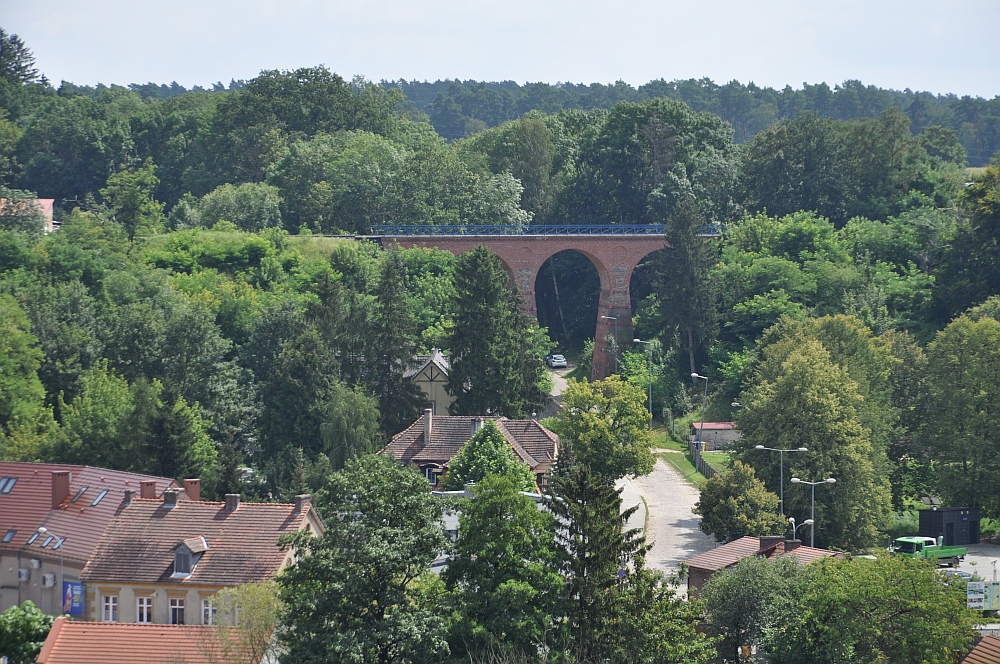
[0,553,85,616]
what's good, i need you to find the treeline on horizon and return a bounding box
[40,72,1000,165]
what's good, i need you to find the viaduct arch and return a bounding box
[372,227,668,380]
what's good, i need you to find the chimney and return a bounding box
[293,494,311,514]
[423,408,433,442]
[163,489,179,509]
[225,494,241,511]
[183,479,201,502]
[123,489,135,507]
[759,536,784,550]
[140,481,157,499]
[51,471,71,508]
[784,539,802,552]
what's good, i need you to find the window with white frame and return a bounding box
[170,598,185,625]
[102,595,118,622]
[202,599,216,625]
[137,596,153,624]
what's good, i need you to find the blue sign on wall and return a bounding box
[62,581,83,616]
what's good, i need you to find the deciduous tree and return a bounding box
[279,454,450,664]
[442,419,535,491]
[694,461,785,543]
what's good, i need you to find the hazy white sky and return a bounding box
[5,0,999,97]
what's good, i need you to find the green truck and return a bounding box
[891,536,967,567]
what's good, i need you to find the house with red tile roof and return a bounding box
[684,536,842,595]
[964,635,1000,664]
[37,615,233,664]
[80,491,323,625]
[0,462,181,616]
[689,421,741,449]
[384,409,559,488]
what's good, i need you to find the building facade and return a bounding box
[80,492,323,625]
[0,462,180,616]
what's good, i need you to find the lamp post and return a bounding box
[788,517,814,541]
[36,527,65,614]
[633,339,653,430]
[790,477,836,547]
[753,445,809,516]
[691,373,708,450]
[601,315,619,375]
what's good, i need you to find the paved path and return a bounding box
[630,457,716,576]
[543,366,715,578]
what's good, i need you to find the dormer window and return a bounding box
[172,536,208,578]
[174,551,192,577]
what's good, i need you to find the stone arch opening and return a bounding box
[535,250,602,350]
[628,247,670,339]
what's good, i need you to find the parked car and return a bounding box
[547,354,567,368]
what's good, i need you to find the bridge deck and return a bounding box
[368,223,720,237]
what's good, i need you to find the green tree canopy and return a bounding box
[447,246,547,419]
[925,312,1000,516]
[278,454,450,664]
[443,472,561,659]
[735,335,891,549]
[769,555,978,664]
[553,375,654,480]
[442,419,535,491]
[0,601,53,664]
[694,460,786,543]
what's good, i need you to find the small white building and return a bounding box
[690,422,742,450]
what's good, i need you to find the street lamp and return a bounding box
[788,517,814,541]
[790,477,836,547]
[754,445,809,516]
[633,339,652,430]
[37,527,66,614]
[601,315,619,375]
[691,373,708,450]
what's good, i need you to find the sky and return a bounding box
[5,0,999,98]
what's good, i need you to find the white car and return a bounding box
[547,354,567,368]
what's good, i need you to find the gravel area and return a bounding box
[630,457,717,576]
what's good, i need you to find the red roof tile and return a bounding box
[81,498,316,586]
[384,415,559,473]
[37,616,229,664]
[965,635,1000,664]
[0,462,178,565]
[684,536,839,572]
[691,422,737,431]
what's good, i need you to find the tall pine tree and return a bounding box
[651,195,719,375]
[546,461,648,661]
[367,250,428,436]
[447,245,546,418]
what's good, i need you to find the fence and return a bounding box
[688,441,718,480]
[369,223,724,237]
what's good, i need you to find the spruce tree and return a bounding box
[545,462,648,661]
[651,195,719,375]
[447,245,546,418]
[367,250,428,436]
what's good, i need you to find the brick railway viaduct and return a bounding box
[370,226,670,380]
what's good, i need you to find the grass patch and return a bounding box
[660,452,708,487]
[701,451,732,473]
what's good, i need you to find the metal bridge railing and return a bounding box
[369,223,721,237]
[371,224,666,236]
